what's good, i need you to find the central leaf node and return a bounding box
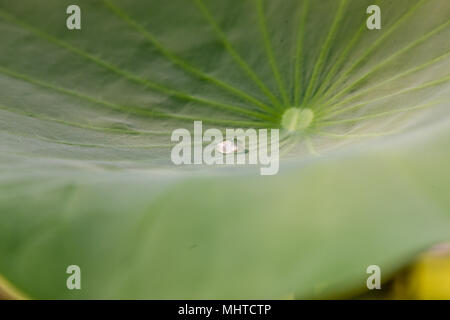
[281,108,314,132]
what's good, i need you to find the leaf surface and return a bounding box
[0,0,449,298]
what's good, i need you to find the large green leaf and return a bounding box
[0,0,449,299]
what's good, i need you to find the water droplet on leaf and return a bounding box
[216,140,238,154]
[216,140,246,154]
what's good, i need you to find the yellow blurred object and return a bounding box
[0,274,28,300]
[393,243,450,299]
